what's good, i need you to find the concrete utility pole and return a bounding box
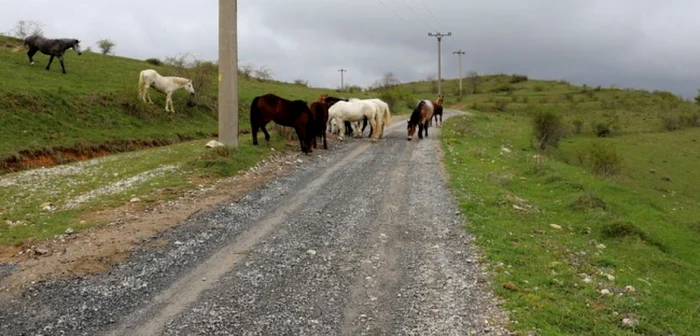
[337,68,347,91]
[453,49,465,96]
[428,31,451,96]
[218,0,238,147]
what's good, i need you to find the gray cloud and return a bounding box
[3,0,700,97]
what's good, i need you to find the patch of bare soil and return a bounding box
[0,142,322,293]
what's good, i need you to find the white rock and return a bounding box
[307,249,316,256]
[550,224,562,230]
[600,289,611,296]
[130,197,141,203]
[624,285,636,292]
[596,243,606,249]
[622,317,638,327]
[205,140,224,148]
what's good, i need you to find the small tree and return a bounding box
[694,89,700,106]
[253,66,274,81]
[97,39,116,55]
[9,20,44,39]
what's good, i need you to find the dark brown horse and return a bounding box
[407,99,435,141]
[432,94,444,127]
[250,93,316,154]
[309,95,330,150]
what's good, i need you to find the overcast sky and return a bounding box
[4,0,700,97]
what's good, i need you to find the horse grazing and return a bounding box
[250,93,316,154]
[321,95,367,136]
[23,34,82,74]
[433,94,444,127]
[138,69,195,113]
[309,97,330,150]
[407,100,435,141]
[328,100,380,142]
[349,98,392,138]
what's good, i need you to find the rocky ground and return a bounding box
[0,110,512,336]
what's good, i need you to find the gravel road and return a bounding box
[0,109,510,336]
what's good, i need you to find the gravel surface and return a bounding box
[0,110,511,336]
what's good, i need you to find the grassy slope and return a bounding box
[0,34,372,163]
[399,75,699,335]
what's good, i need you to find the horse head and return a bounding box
[318,94,328,103]
[184,80,195,96]
[72,39,83,56]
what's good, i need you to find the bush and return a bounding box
[533,85,544,92]
[293,79,308,87]
[378,87,414,112]
[509,74,529,83]
[531,109,566,149]
[145,58,162,66]
[572,119,584,134]
[588,142,623,176]
[662,113,681,131]
[495,99,509,111]
[682,112,700,127]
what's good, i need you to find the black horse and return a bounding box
[24,34,83,74]
[323,95,372,136]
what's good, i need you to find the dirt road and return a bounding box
[0,110,509,335]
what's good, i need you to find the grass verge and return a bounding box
[441,112,699,336]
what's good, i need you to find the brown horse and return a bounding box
[250,93,316,154]
[432,94,444,127]
[309,95,330,150]
[407,99,435,141]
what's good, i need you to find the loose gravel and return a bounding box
[0,110,511,336]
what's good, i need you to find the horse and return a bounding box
[321,95,367,136]
[250,93,316,154]
[327,100,380,142]
[138,69,195,113]
[407,100,435,141]
[349,98,392,138]
[309,97,330,150]
[432,94,445,127]
[23,34,82,74]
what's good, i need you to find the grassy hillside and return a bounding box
[0,34,386,173]
[404,75,700,335]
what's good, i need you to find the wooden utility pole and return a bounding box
[428,32,451,95]
[218,0,238,147]
[453,49,465,96]
[337,68,347,91]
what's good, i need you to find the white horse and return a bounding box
[138,69,195,113]
[349,98,392,138]
[328,100,380,142]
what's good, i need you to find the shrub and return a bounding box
[662,113,681,131]
[531,109,566,150]
[588,142,623,176]
[681,112,700,127]
[533,85,544,92]
[293,79,308,87]
[378,87,414,112]
[510,74,529,83]
[145,58,162,66]
[572,119,584,134]
[495,99,509,111]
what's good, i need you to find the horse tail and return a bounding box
[383,104,392,128]
[250,96,261,123]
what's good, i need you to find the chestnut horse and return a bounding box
[250,93,315,154]
[432,94,444,127]
[309,95,330,150]
[407,99,435,141]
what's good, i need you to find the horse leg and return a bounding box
[58,55,67,74]
[165,93,172,112]
[337,119,345,141]
[425,121,430,137]
[368,116,379,142]
[322,130,328,149]
[27,48,38,65]
[439,113,443,126]
[45,55,54,71]
[418,123,424,139]
[261,126,271,142]
[251,123,260,145]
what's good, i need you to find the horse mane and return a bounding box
[409,101,425,125]
[168,76,191,85]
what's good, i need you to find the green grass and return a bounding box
[0,135,287,246]
[0,34,379,169]
[428,73,700,335]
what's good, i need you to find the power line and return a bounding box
[418,0,442,29]
[401,0,436,31]
[377,0,411,24]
